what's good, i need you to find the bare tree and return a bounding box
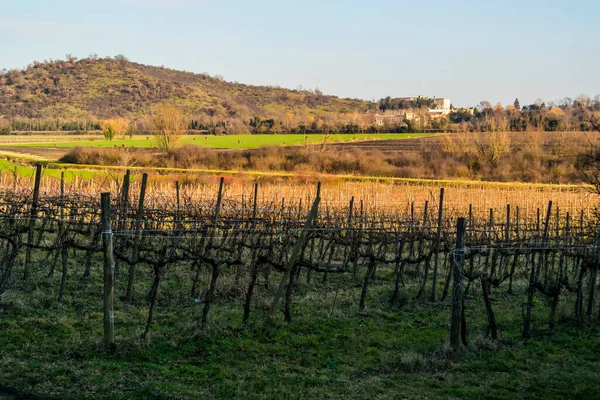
[152,103,186,151]
[100,118,129,141]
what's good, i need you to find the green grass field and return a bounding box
[0,159,99,181]
[1,267,599,399]
[7,133,428,149]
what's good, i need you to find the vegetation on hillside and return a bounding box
[0,56,371,134]
[1,56,599,136]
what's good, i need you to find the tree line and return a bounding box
[448,96,600,132]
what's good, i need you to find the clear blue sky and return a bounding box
[1,0,599,107]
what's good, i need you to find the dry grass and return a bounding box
[0,166,593,224]
[58,131,597,185]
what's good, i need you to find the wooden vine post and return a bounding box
[242,182,260,325]
[523,201,551,337]
[450,217,467,351]
[120,169,130,230]
[200,177,225,330]
[266,183,321,324]
[24,163,42,280]
[431,187,444,302]
[588,227,600,317]
[101,192,116,353]
[126,172,148,301]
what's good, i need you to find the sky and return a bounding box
[1,0,599,107]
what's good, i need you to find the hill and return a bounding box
[0,56,372,124]
[3,57,597,136]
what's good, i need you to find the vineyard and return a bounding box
[1,166,600,398]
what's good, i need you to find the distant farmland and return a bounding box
[0,131,594,185]
[0,133,429,150]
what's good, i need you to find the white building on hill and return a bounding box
[429,97,451,118]
[373,97,452,126]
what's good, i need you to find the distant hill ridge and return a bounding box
[0,56,372,122]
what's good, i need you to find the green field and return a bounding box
[2,269,599,399]
[0,159,99,180]
[7,133,428,149]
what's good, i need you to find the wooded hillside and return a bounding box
[0,56,371,124]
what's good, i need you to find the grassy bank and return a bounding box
[0,159,99,181]
[0,156,588,191]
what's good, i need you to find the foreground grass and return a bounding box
[1,261,599,399]
[7,133,428,150]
